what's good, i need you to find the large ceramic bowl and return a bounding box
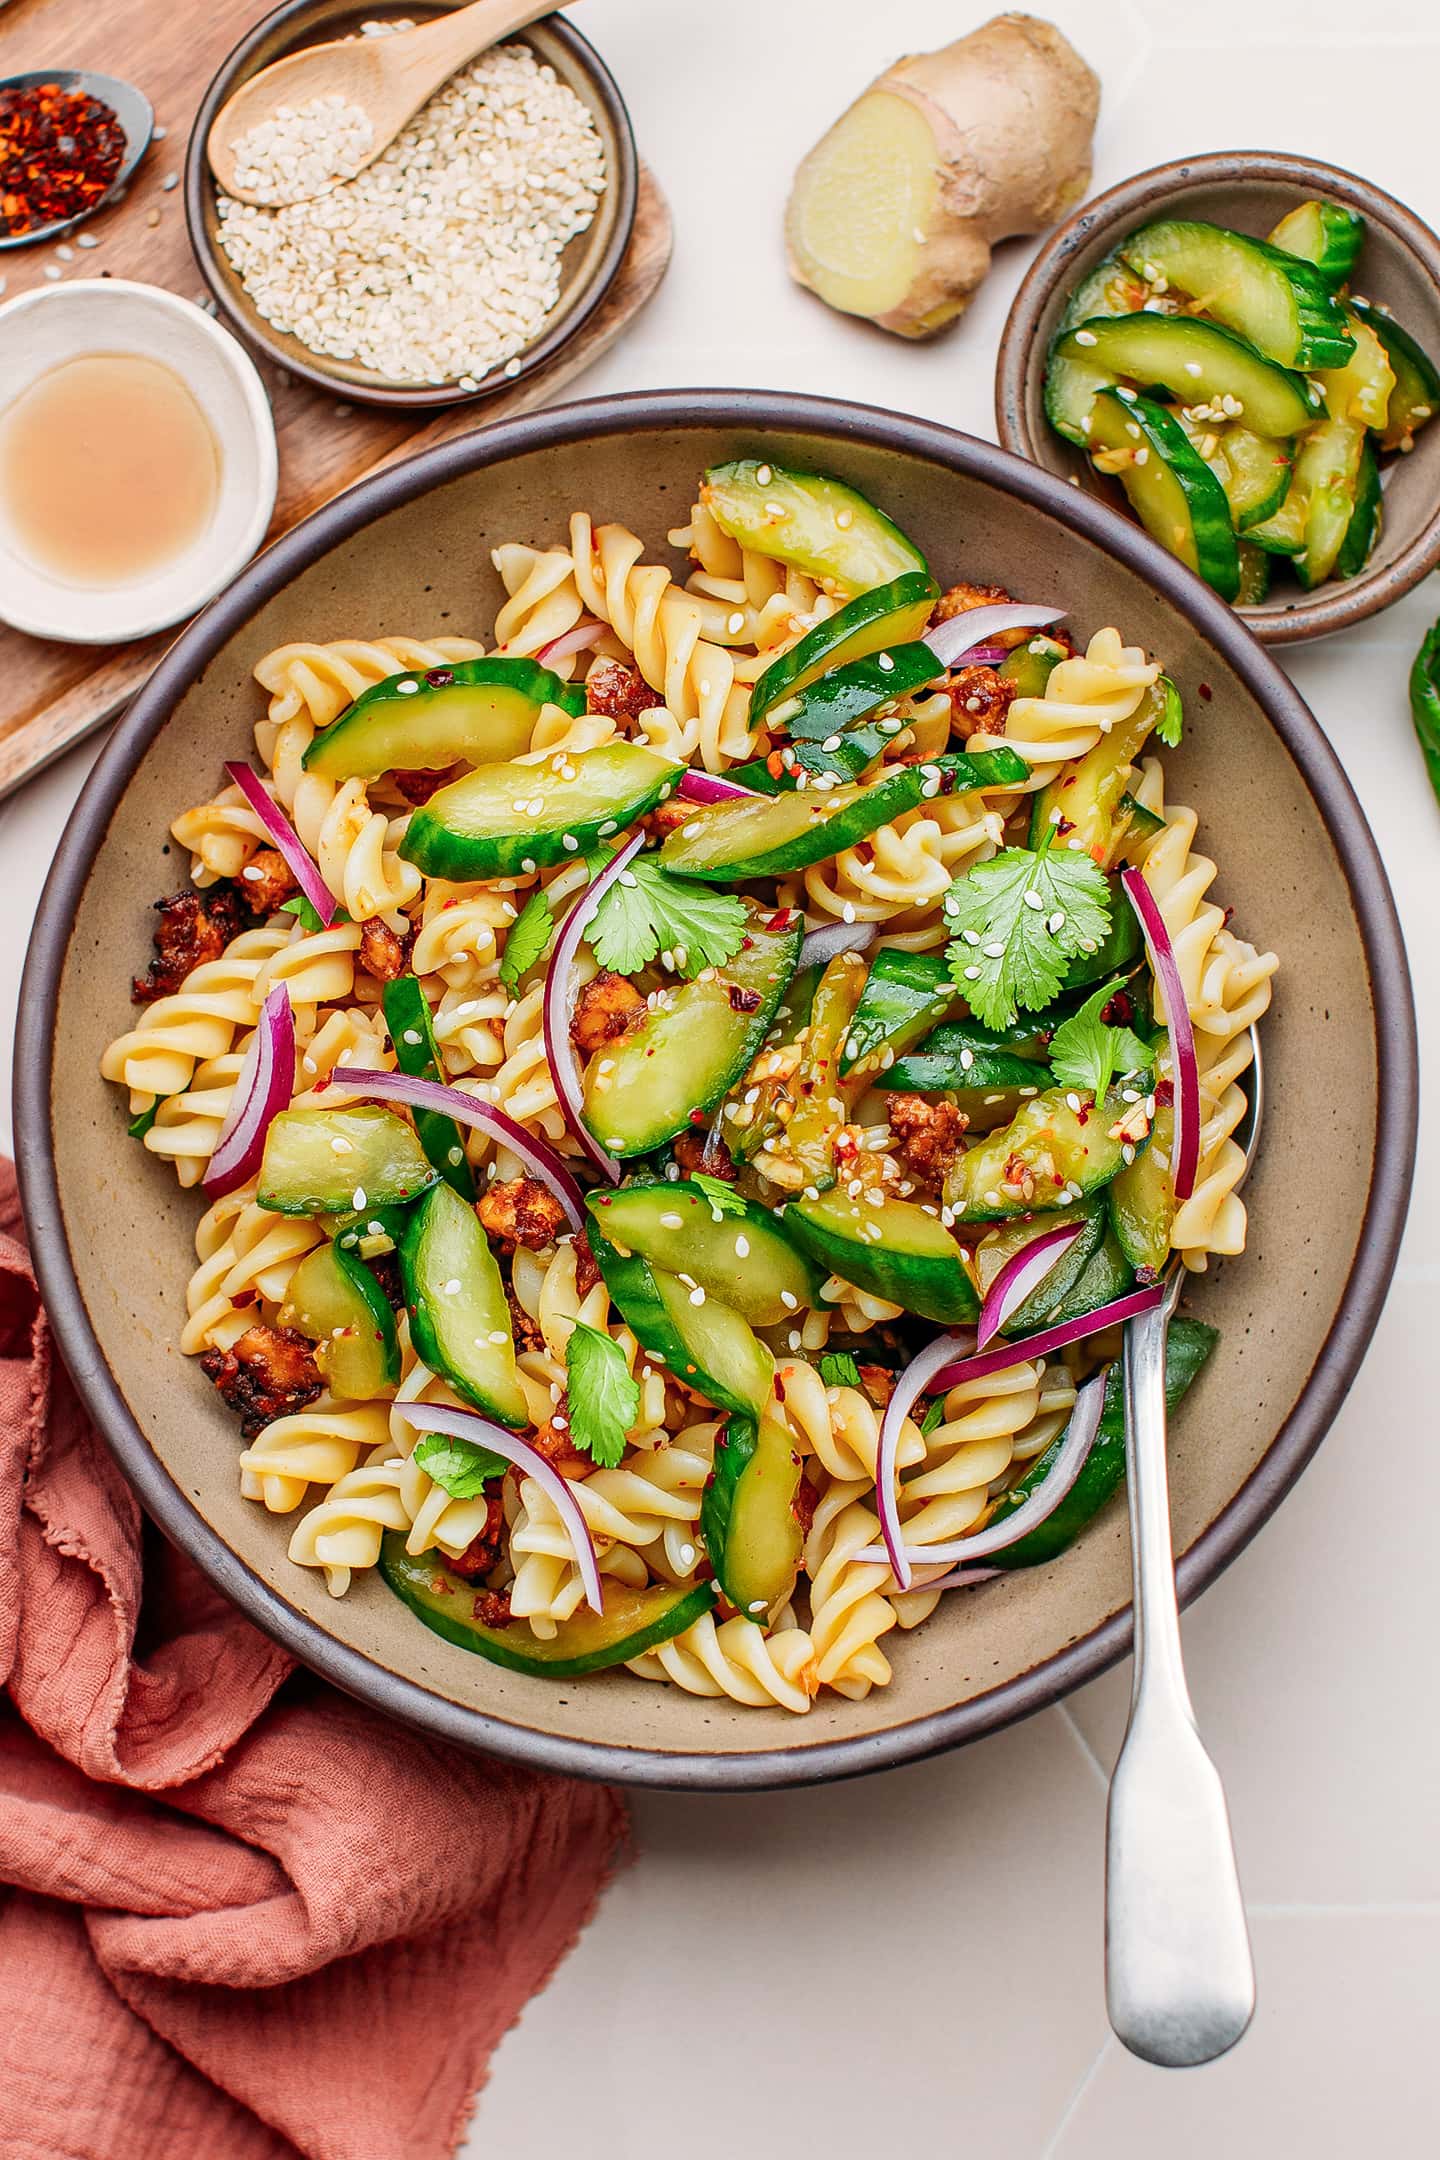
[14,392,1416,1789]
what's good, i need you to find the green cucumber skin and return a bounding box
[1046,1228,1134,1324]
[699,1413,805,1616]
[400,744,676,881]
[1334,442,1382,580]
[587,1217,774,1418]
[1351,297,1440,450]
[302,657,580,781]
[783,1192,980,1326]
[883,1045,1049,1110]
[782,643,942,741]
[1001,1203,1108,1336]
[381,1534,718,1674]
[1235,541,1272,605]
[382,976,476,1199]
[400,1182,527,1428]
[281,1240,401,1397]
[1407,619,1440,808]
[747,572,940,726]
[988,1320,1218,1569]
[1087,390,1241,602]
[583,1184,821,1325]
[701,461,929,595]
[258,1106,438,1217]
[1054,314,1321,441]
[1268,200,1366,292]
[1027,674,1176,857]
[840,948,955,1076]
[1061,886,1144,993]
[1119,218,1355,369]
[944,1087,1139,1223]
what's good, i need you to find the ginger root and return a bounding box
[784,12,1099,339]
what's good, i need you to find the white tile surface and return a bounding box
[3,3,1438,2153]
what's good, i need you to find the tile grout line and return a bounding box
[1040,2033,1115,2160]
[1058,1702,1110,1792]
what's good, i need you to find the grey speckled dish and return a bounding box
[13,391,1416,1788]
[996,151,1440,645]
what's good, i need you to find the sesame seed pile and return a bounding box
[230,94,377,206]
[215,41,606,387]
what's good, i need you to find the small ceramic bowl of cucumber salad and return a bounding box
[996,151,1440,643]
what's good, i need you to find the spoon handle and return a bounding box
[1104,1296,1255,2069]
[392,0,586,92]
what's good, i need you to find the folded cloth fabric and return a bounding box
[0,1160,625,2160]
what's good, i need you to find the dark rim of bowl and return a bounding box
[13,388,1417,1790]
[994,148,1440,645]
[183,0,638,410]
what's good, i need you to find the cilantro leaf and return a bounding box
[819,1351,862,1388]
[920,1397,945,1437]
[589,854,747,978]
[500,888,555,995]
[1151,678,1183,749]
[280,892,348,934]
[943,840,1111,1029]
[565,1322,640,1469]
[691,1172,747,1217]
[1047,976,1155,1104]
[413,1432,509,1498]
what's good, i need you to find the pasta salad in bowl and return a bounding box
[22,396,1410,1784]
[99,457,1276,1711]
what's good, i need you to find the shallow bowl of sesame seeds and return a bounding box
[996,150,1440,644]
[185,0,637,407]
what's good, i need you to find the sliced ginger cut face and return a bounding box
[785,91,935,320]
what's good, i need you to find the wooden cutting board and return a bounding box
[0,0,671,799]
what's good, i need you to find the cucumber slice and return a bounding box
[399,1180,527,1428]
[381,1536,717,1674]
[1334,440,1382,580]
[1176,416,1295,531]
[997,635,1070,699]
[700,460,929,594]
[701,1412,806,1617]
[1028,674,1179,857]
[583,905,801,1157]
[587,1218,774,1417]
[783,1188,979,1325]
[382,976,475,1199]
[1235,540,1272,605]
[1046,1226,1134,1323]
[986,1319,1217,1570]
[1350,297,1440,450]
[1293,415,1366,588]
[780,642,942,743]
[747,573,940,727]
[659,748,1026,883]
[1109,1099,1174,1277]
[1086,390,1241,600]
[400,742,676,881]
[258,1105,438,1217]
[1118,218,1355,369]
[883,1043,1048,1126]
[943,1086,1138,1223]
[279,1240,401,1399]
[840,948,955,1077]
[1267,200,1365,292]
[1109,791,1167,864]
[326,1202,411,1259]
[301,657,584,781]
[973,1200,1108,1335]
[1061,882,1144,992]
[584,1183,821,1325]
[1044,250,1164,446]
[1052,315,1321,442]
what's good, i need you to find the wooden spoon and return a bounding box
[207,0,579,206]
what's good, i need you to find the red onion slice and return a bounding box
[541,832,647,1184]
[536,618,606,667]
[224,761,339,928]
[858,1371,1108,1569]
[798,921,878,970]
[678,769,760,803]
[1121,864,1199,1200]
[929,1284,1167,1393]
[203,983,295,1197]
[902,1564,1002,1596]
[392,1401,604,1614]
[873,1328,977,1591]
[925,603,1067,671]
[323,1069,586,1234]
[976,1221,1085,1349]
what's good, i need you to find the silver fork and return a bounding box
[1105,1029,1263,2068]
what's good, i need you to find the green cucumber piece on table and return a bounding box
[701,1412,807,1617]
[1051,314,1321,443]
[382,975,475,1198]
[1117,218,1355,369]
[584,1183,821,1326]
[839,947,955,1077]
[1334,440,1382,579]
[986,1319,1218,1570]
[882,1043,1049,1127]
[782,1188,979,1326]
[943,1085,1142,1223]
[746,572,940,726]
[382,1537,718,1674]
[1086,390,1241,600]
[278,1239,400,1399]
[1350,297,1440,451]
[258,1105,438,1216]
[399,1179,527,1427]
[399,742,676,881]
[1028,673,1180,857]
[301,657,585,781]
[700,460,929,595]
[582,904,801,1157]
[1109,1097,1174,1277]
[1267,199,1366,291]
[1407,618,1440,804]
[973,1199,1108,1336]
[587,1217,774,1417]
[659,748,1027,883]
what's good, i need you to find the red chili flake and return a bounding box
[1101,989,1135,1026]
[688,1108,709,1126]
[727,984,761,1013]
[425,666,455,688]
[1198,683,1213,703]
[1154,1078,1174,1108]
[764,908,794,933]
[0,82,126,237]
[1054,813,1076,837]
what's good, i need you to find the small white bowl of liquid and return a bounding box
[0,279,278,643]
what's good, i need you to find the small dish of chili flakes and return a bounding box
[0,68,153,250]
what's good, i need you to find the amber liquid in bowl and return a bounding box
[0,352,221,587]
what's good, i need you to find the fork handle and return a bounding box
[1104,1297,1255,2068]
